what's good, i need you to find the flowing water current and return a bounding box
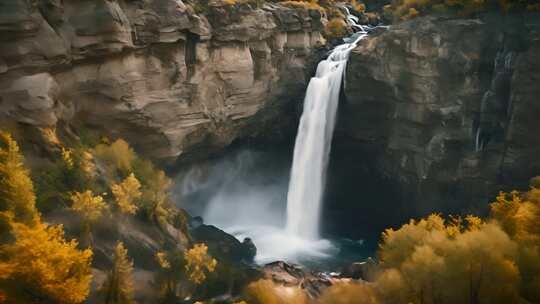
[286,15,370,241]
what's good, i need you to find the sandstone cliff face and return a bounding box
[343,14,540,213]
[0,0,326,163]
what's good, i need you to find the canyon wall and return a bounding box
[343,14,540,214]
[3,1,539,221]
[0,0,326,164]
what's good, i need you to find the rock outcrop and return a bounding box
[342,14,540,214]
[191,224,256,263]
[261,261,336,298]
[0,0,326,164]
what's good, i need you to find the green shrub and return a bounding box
[33,148,98,213]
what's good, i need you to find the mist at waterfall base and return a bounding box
[172,148,369,269]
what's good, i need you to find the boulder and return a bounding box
[191,224,256,263]
[261,261,335,298]
[341,258,378,281]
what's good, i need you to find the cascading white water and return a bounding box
[286,9,373,240]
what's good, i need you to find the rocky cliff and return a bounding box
[0,0,326,164]
[342,14,540,214]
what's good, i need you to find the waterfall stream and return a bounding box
[176,9,382,265]
[286,11,371,240]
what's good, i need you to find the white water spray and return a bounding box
[286,9,377,240]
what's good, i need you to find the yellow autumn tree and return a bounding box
[62,147,75,169]
[156,252,171,269]
[80,150,97,179]
[71,190,107,223]
[71,190,108,245]
[0,130,93,304]
[94,139,136,177]
[318,281,380,304]
[490,180,540,302]
[243,279,308,304]
[61,147,97,184]
[0,221,93,304]
[0,131,38,226]
[133,159,172,226]
[376,214,521,304]
[154,249,185,300]
[325,17,348,40]
[184,243,217,284]
[101,242,136,304]
[112,173,142,215]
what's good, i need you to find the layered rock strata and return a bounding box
[0,0,326,163]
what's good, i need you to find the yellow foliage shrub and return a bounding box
[94,139,136,176]
[156,251,171,269]
[489,180,540,302]
[243,279,308,304]
[101,242,135,304]
[317,281,380,304]
[133,159,172,225]
[153,249,186,299]
[184,243,218,284]
[62,147,75,169]
[279,0,326,13]
[34,145,99,214]
[80,150,97,179]
[70,190,107,246]
[0,130,93,304]
[71,190,107,223]
[351,0,366,12]
[0,221,93,303]
[0,131,38,225]
[377,213,521,304]
[111,173,142,215]
[217,0,250,5]
[407,7,419,18]
[325,17,348,40]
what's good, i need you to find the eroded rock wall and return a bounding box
[343,14,540,213]
[0,0,326,163]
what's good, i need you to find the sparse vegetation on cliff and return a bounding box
[0,129,204,303]
[383,0,540,20]
[187,0,375,40]
[101,242,136,304]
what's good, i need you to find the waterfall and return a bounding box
[176,10,385,265]
[286,10,377,240]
